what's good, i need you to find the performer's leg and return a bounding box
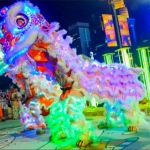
[35,114,46,129]
[123,103,146,131]
[66,92,98,147]
[20,104,37,129]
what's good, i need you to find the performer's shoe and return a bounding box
[49,133,66,141]
[97,123,108,129]
[76,139,93,148]
[36,129,46,134]
[128,126,137,132]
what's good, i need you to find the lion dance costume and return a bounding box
[0,1,147,147]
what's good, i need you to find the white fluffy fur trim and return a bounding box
[14,27,51,53]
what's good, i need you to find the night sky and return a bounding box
[0,0,150,90]
[0,0,150,36]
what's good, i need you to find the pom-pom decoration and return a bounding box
[0,7,8,17]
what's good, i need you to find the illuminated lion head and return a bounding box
[0,1,51,64]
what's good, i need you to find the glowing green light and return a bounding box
[115,47,132,67]
[128,53,134,67]
[0,61,9,75]
[46,96,98,142]
[102,53,115,64]
[137,47,150,101]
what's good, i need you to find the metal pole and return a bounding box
[109,0,122,48]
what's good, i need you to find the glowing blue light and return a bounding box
[0,30,3,38]
[24,2,39,14]
[7,47,28,64]
[24,6,28,12]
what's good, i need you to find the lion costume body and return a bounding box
[0,1,146,147]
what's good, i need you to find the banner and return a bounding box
[112,0,125,9]
[118,15,132,46]
[119,7,129,18]
[102,14,117,47]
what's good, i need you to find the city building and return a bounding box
[127,18,137,46]
[87,14,108,62]
[68,22,92,56]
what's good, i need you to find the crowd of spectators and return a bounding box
[0,85,23,121]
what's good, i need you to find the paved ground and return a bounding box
[0,117,150,150]
[0,119,21,129]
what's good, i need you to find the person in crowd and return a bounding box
[11,88,22,119]
[0,97,4,121]
[2,100,8,120]
[0,91,8,121]
[8,85,15,101]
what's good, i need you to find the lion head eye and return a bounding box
[15,13,29,29]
